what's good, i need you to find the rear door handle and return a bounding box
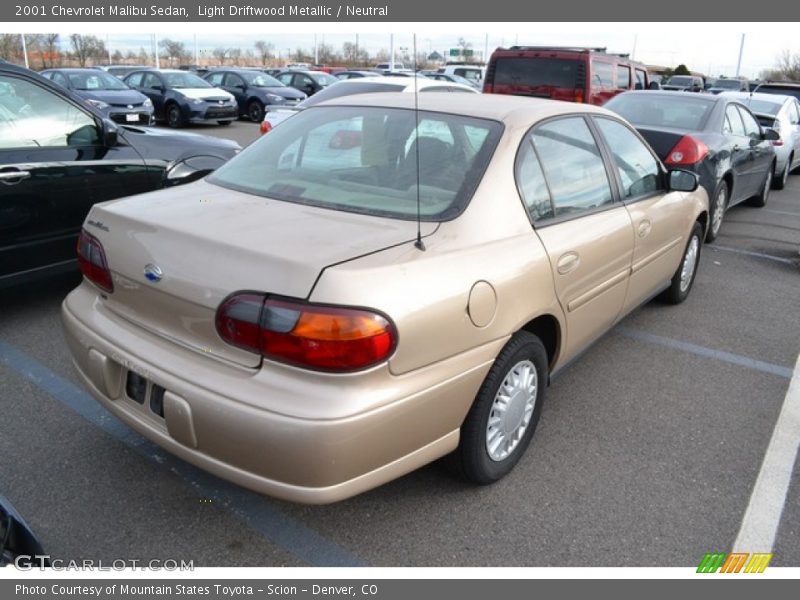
[556,251,580,275]
[0,170,31,184]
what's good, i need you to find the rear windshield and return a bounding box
[742,98,783,115]
[756,85,800,101]
[299,82,405,108]
[712,79,743,89]
[605,94,714,131]
[208,106,503,221]
[493,58,580,89]
[666,76,694,86]
[67,71,128,91]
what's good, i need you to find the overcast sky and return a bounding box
[12,22,800,78]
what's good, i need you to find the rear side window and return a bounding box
[515,140,553,220]
[594,118,662,200]
[531,117,614,216]
[492,58,580,89]
[591,61,614,88]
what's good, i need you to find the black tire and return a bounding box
[705,180,728,243]
[773,156,791,190]
[166,104,184,128]
[662,221,703,305]
[217,120,232,126]
[451,331,548,485]
[748,164,773,207]
[247,100,264,122]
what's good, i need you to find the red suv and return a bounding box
[483,46,652,106]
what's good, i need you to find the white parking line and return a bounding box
[711,245,796,265]
[733,352,800,553]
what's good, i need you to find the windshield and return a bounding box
[163,72,211,88]
[67,71,128,91]
[241,71,284,87]
[208,106,503,221]
[666,76,694,86]
[713,79,743,89]
[756,85,800,101]
[605,94,714,131]
[310,72,338,86]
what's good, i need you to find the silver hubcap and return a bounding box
[486,359,538,462]
[711,187,725,235]
[680,235,700,293]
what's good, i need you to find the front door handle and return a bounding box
[638,219,652,238]
[556,251,580,275]
[0,170,31,185]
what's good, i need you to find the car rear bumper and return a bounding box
[61,282,499,503]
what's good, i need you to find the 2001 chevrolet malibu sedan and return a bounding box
[62,94,709,503]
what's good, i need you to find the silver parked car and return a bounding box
[721,91,800,189]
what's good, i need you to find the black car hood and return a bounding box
[257,85,306,100]
[119,125,240,157]
[75,89,147,105]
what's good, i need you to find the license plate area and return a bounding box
[125,113,139,122]
[125,371,166,418]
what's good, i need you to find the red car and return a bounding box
[483,46,654,106]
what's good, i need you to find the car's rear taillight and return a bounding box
[77,229,113,293]
[664,135,709,166]
[260,121,272,135]
[215,293,396,372]
[574,89,584,103]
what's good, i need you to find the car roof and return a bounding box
[616,90,720,103]
[719,91,793,104]
[315,92,612,125]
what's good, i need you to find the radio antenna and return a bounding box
[412,33,425,251]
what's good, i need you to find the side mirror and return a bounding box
[762,127,780,142]
[668,169,699,192]
[648,81,661,90]
[150,84,164,92]
[103,118,118,146]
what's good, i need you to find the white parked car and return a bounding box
[438,64,485,88]
[721,91,800,189]
[260,76,478,134]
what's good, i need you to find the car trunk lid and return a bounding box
[86,179,433,368]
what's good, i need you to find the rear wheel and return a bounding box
[452,331,548,485]
[247,100,264,122]
[773,155,792,190]
[166,104,184,128]
[749,164,773,207]
[662,221,702,305]
[706,180,728,243]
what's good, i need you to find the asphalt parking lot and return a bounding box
[1,118,798,568]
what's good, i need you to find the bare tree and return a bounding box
[211,47,231,65]
[229,48,242,66]
[137,46,150,64]
[70,34,106,67]
[111,50,123,63]
[159,38,190,67]
[0,34,23,64]
[317,42,336,65]
[341,42,369,67]
[773,50,800,81]
[41,34,61,68]
[290,48,311,63]
[254,40,274,65]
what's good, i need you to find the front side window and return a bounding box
[277,73,294,85]
[0,75,99,149]
[205,72,225,86]
[594,118,661,200]
[617,66,631,90]
[208,106,503,221]
[125,72,144,87]
[531,117,614,216]
[142,73,161,89]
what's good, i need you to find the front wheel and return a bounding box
[247,100,264,122]
[706,180,728,243]
[166,104,184,128]
[662,221,703,305]
[452,331,548,485]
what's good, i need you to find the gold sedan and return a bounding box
[62,94,709,503]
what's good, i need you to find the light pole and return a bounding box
[735,33,745,78]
